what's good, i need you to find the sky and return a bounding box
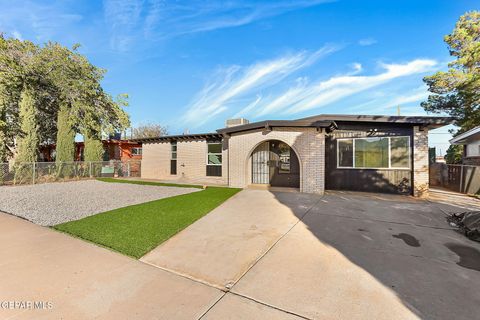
[1,0,476,155]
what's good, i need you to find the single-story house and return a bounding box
[135,114,452,197]
[449,126,480,165]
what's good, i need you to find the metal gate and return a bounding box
[252,142,270,184]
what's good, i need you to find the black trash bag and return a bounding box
[447,211,480,242]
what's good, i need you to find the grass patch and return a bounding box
[96,177,203,189]
[54,185,241,258]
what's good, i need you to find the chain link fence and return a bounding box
[0,160,141,186]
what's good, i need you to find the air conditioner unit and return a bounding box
[225,118,250,128]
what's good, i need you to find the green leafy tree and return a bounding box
[0,36,41,162]
[55,103,75,162]
[445,144,464,164]
[422,11,480,133]
[15,87,38,163]
[0,35,130,168]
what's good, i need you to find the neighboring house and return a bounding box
[450,126,480,166]
[136,114,451,197]
[39,140,142,162]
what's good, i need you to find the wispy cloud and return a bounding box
[348,86,431,113]
[185,57,438,124]
[103,0,333,51]
[11,30,23,40]
[358,37,377,46]
[280,59,437,114]
[0,1,83,42]
[182,45,339,127]
[103,0,144,51]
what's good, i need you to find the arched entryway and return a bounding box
[250,140,300,188]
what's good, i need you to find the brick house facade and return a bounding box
[138,114,451,197]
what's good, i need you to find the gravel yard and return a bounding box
[0,180,201,226]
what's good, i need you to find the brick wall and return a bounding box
[413,126,429,197]
[227,127,325,194]
[141,142,170,178]
[141,140,227,185]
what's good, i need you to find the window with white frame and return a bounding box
[337,136,410,169]
[131,147,142,155]
[170,142,177,175]
[206,141,222,176]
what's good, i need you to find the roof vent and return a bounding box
[226,118,249,128]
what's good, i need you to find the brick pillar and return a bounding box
[413,126,429,197]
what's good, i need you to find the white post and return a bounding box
[459,165,464,193]
[89,161,92,177]
[32,162,36,185]
[127,161,131,177]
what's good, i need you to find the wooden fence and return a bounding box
[430,163,480,195]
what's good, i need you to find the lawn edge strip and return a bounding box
[96,177,204,189]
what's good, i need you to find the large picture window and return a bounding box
[337,136,410,169]
[206,141,222,177]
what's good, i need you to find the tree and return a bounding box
[0,36,42,162]
[0,35,131,165]
[15,87,38,163]
[132,123,168,139]
[445,144,463,164]
[84,134,104,162]
[421,11,480,133]
[55,103,75,162]
[39,43,130,163]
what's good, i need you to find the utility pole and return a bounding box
[397,106,401,116]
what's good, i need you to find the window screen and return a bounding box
[207,142,222,176]
[355,137,389,168]
[337,136,410,169]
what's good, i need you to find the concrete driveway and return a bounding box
[143,189,480,320]
[2,189,480,319]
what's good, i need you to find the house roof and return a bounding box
[216,119,336,135]
[449,126,480,145]
[136,114,453,142]
[131,132,222,143]
[217,114,453,135]
[298,114,453,127]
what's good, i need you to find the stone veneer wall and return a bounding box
[413,126,429,197]
[141,140,228,185]
[227,127,325,194]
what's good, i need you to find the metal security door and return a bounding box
[252,142,270,184]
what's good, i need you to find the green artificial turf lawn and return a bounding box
[54,181,241,258]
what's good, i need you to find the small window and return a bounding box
[131,147,142,155]
[278,142,291,173]
[207,141,222,176]
[170,142,177,175]
[337,136,410,169]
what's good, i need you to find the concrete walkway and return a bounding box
[0,213,222,320]
[2,189,480,319]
